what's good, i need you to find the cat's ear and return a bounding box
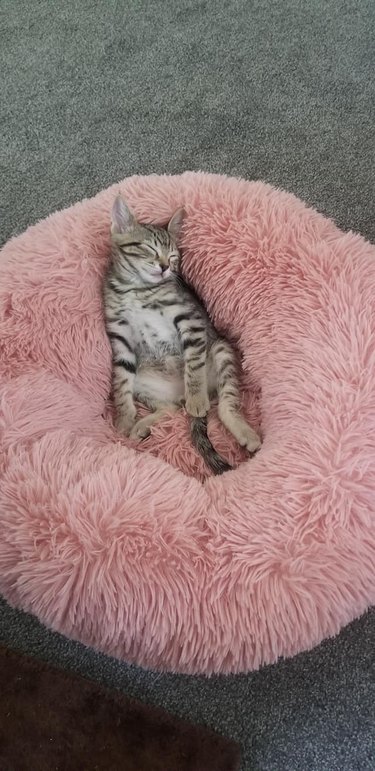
[167,208,185,241]
[111,196,136,234]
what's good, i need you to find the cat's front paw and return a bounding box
[169,255,180,273]
[185,393,210,418]
[115,410,137,436]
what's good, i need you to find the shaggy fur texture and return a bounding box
[0,172,374,674]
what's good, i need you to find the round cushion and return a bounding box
[0,172,374,674]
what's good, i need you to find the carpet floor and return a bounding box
[1,1,374,769]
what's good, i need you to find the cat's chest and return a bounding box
[127,307,180,356]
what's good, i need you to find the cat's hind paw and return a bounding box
[115,410,137,437]
[130,418,152,441]
[237,424,261,453]
[185,393,210,418]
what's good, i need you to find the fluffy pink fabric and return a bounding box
[0,172,374,674]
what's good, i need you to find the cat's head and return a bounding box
[110,195,184,284]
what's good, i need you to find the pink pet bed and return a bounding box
[1,172,374,674]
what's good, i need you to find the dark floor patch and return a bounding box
[0,645,240,771]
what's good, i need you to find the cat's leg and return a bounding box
[210,339,261,453]
[108,326,137,435]
[174,317,209,418]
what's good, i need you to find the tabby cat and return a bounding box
[104,195,261,474]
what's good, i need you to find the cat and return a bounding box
[103,195,261,474]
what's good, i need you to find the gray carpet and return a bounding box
[1,0,374,769]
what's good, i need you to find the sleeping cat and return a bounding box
[104,195,261,473]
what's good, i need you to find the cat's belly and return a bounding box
[131,309,181,357]
[134,358,184,406]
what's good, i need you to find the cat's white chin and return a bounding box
[147,274,163,284]
[147,268,171,283]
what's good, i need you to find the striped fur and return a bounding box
[103,196,261,473]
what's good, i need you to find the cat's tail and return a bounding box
[190,417,232,475]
